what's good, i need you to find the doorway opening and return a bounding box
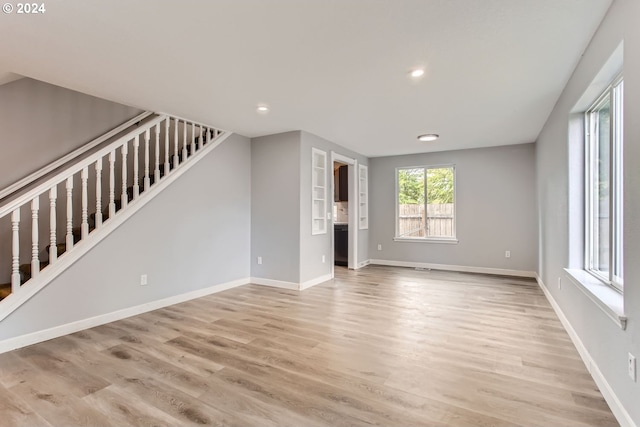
[331,152,357,276]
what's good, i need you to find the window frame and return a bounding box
[584,75,623,292]
[394,164,457,243]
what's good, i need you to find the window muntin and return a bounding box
[585,78,623,290]
[396,166,455,240]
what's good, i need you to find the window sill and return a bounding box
[564,268,626,330]
[393,237,458,244]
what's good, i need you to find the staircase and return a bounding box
[0,114,227,312]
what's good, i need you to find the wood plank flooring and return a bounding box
[0,266,618,426]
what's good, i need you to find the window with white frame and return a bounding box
[396,166,455,240]
[585,77,623,291]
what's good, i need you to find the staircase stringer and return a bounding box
[0,129,232,322]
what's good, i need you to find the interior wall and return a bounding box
[369,143,537,273]
[299,131,369,283]
[0,78,143,190]
[536,0,639,424]
[250,131,302,283]
[0,133,251,341]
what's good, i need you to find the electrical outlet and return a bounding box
[140,274,148,286]
[629,353,637,382]
[505,250,511,258]
[558,277,562,290]
[322,255,326,263]
[257,256,263,265]
[377,244,382,251]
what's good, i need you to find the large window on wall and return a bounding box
[396,166,456,241]
[585,76,623,291]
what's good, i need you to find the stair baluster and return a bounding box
[11,208,20,292]
[81,167,89,239]
[154,123,161,183]
[121,144,128,209]
[164,118,170,177]
[191,122,196,155]
[66,177,74,250]
[173,118,179,167]
[182,120,188,160]
[133,135,140,199]
[144,129,151,191]
[109,151,116,218]
[95,159,103,228]
[49,187,57,263]
[31,198,40,279]
[0,113,225,305]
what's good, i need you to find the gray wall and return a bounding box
[0,133,251,341]
[251,132,301,283]
[0,78,143,190]
[299,131,369,283]
[369,143,537,273]
[250,130,370,284]
[536,0,639,424]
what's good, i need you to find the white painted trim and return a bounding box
[250,277,299,290]
[332,152,356,165]
[157,112,230,133]
[330,151,359,273]
[564,268,626,329]
[0,131,232,322]
[355,259,370,270]
[0,114,167,218]
[300,273,332,290]
[250,274,333,291]
[0,111,153,201]
[369,259,536,278]
[0,277,249,355]
[536,275,636,427]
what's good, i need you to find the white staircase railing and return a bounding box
[0,113,226,308]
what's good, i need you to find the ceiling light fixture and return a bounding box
[410,68,425,78]
[256,105,270,114]
[417,134,439,142]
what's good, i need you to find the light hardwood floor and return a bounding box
[0,266,618,426]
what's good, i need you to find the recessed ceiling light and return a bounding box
[417,134,439,142]
[410,69,425,78]
[256,105,270,114]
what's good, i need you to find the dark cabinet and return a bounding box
[334,224,348,266]
[334,165,348,202]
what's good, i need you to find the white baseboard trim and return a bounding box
[250,277,299,290]
[0,130,233,324]
[0,277,248,355]
[536,275,636,427]
[369,259,536,278]
[250,274,333,291]
[300,273,333,290]
[355,259,370,270]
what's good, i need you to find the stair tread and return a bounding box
[0,282,11,300]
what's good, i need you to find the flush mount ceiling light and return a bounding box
[417,134,439,142]
[409,68,425,78]
[256,105,270,114]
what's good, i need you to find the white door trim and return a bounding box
[330,152,358,275]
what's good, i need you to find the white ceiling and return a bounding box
[0,0,611,157]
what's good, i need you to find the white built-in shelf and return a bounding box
[312,148,327,235]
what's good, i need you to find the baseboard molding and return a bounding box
[250,277,299,290]
[369,259,536,278]
[536,275,636,427]
[300,273,333,290]
[250,274,333,291]
[0,130,233,323]
[356,259,370,270]
[0,277,248,355]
